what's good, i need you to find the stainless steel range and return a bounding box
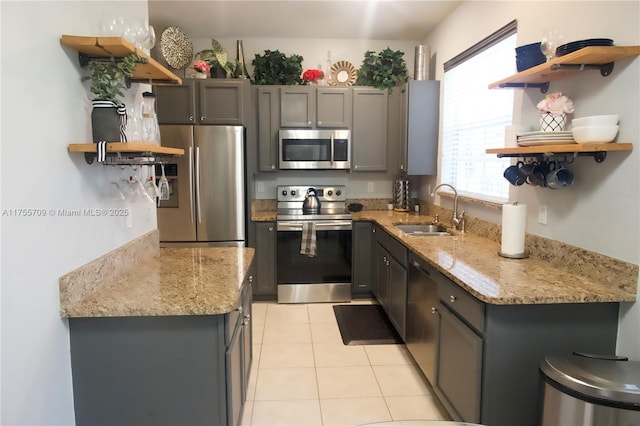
[276,185,352,303]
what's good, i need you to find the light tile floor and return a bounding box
[242,300,450,426]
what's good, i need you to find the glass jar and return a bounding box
[141,91,160,145]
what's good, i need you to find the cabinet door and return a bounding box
[352,88,388,171]
[316,87,352,128]
[226,323,244,426]
[199,80,245,125]
[375,243,390,310]
[241,284,253,398]
[255,222,277,296]
[352,221,373,294]
[257,87,279,171]
[436,304,483,423]
[399,80,440,175]
[280,86,314,127]
[155,80,197,124]
[387,256,407,341]
[406,256,440,385]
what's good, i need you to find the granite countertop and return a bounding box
[354,211,637,305]
[60,246,255,318]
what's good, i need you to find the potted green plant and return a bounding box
[84,53,138,142]
[195,39,238,78]
[252,50,303,85]
[356,48,408,93]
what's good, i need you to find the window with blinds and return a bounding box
[440,21,517,203]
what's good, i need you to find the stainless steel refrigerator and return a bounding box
[156,125,245,246]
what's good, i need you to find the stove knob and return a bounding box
[291,190,296,196]
[336,190,342,196]
[327,190,333,196]
[282,190,287,196]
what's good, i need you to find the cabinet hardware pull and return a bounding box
[248,275,253,283]
[236,306,243,313]
[200,117,205,121]
[268,226,273,231]
[450,295,456,303]
[189,116,194,121]
[431,307,438,314]
[244,314,251,320]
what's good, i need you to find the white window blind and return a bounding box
[441,24,517,203]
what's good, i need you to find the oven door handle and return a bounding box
[277,221,352,232]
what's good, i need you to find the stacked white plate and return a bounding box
[516,131,575,146]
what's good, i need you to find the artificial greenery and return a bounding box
[85,53,139,103]
[356,48,408,93]
[196,39,239,77]
[252,50,303,85]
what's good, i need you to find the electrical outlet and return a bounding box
[538,205,548,225]
[257,182,265,193]
[367,182,374,193]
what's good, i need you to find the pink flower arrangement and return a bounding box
[193,60,211,74]
[536,92,575,116]
[302,69,324,83]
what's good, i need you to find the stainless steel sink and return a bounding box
[394,224,453,236]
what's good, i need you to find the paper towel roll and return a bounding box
[501,203,527,255]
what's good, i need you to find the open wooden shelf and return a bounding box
[489,45,640,90]
[68,143,184,165]
[60,35,182,85]
[486,142,632,162]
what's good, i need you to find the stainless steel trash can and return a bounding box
[540,352,640,426]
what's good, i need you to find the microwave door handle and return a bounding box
[330,134,334,164]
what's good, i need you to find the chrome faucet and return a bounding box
[431,183,465,232]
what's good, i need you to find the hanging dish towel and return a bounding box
[300,222,317,257]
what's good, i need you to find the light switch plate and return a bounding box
[367,182,374,192]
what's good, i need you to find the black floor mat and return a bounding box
[333,304,403,345]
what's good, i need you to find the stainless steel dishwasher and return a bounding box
[406,252,440,385]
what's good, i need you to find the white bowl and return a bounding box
[571,125,619,143]
[571,115,619,127]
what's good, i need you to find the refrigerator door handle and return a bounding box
[188,146,195,223]
[195,146,202,223]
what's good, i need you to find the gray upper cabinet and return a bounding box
[199,80,245,125]
[257,87,279,172]
[156,79,245,125]
[280,86,315,127]
[351,88,388,171]
[155,80,197,124]
[316,88,352,128]
[398,80,440,175]
[280,86,352,128]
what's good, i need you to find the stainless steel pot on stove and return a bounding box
[302,187,321,213]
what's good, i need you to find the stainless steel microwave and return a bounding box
[279,129,351,170]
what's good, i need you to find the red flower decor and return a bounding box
[193,60,211,74]
[302,69,325,83]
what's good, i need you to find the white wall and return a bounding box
[1,2,156,424]
[422,1,640,359]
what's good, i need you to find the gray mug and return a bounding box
[546,163,574,189]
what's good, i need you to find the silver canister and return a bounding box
[414,45,430,80]
[393,180,411,212]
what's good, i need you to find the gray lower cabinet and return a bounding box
[373,226,408,340]
[430,271,619,426]
[254,221,277,297]
[155,79,246,125]
[351,88,388,171]
[69,274,254,426]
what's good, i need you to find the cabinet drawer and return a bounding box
[387,236,408,267]
[373,224,389,248]
[438,278,485,333]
